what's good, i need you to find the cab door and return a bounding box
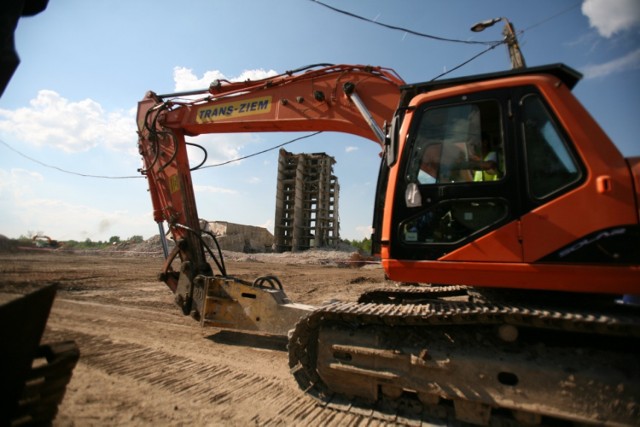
[389,89,522,262]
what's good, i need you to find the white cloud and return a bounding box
[0,90,136,153]
[16,197,151,241]
[173,67,226,92]
[583,48,640,78]
[0,68,277,157]
[234,69,279,82]
[173,67,278,92]
[582,0,640,38]
[0,168,43,195]
[345,146,359,153]
[170,67,279,166]
[0,167,153,241]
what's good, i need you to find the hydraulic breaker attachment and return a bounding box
[194,275,314,336]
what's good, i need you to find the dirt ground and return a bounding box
[0,248,396,426]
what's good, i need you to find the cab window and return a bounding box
[401,198,509,244]
[406,100,504,185]
[521,94,582,199]
[399,98,509,246]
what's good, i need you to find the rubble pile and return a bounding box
[112,235,368,267]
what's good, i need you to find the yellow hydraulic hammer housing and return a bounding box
[195,275,314,336]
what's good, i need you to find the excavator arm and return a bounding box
[136,64,403,315]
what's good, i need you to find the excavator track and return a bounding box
[288,297,640,426]
[358,285,469,304]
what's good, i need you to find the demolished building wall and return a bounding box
[273,149,340,252]
[207,221,274,253]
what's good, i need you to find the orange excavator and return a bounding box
[32,234,61,249]
[136,63,639,425]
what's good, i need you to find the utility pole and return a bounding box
[471,17,526,69]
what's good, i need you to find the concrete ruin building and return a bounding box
[206,221,274,253]
[273,149,340,252]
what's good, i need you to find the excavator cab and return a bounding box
[393,97,513,255]
[379,64,639,293]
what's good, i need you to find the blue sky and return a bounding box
[1,0,638,243]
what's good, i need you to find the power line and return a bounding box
[430,42,503,81]
[308,0,501,45]
[0,132,322,178]
[0,138,142,179]
[521,1,581,33]
[311,0,583,82]
[422,2,582,81]
[197,132,322,169]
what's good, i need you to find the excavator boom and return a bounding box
[139,64,403,143]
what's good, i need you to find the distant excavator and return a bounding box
[32,234,61,249]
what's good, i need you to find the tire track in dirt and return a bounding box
[2,252,401,425]
[44,328,395,426]
[44,300,414,426]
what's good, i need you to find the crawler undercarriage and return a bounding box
[168,252,640,425]
[288,286,640,426]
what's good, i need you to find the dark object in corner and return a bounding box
[0,0,49,97]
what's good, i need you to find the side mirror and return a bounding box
[386,113,401,167]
